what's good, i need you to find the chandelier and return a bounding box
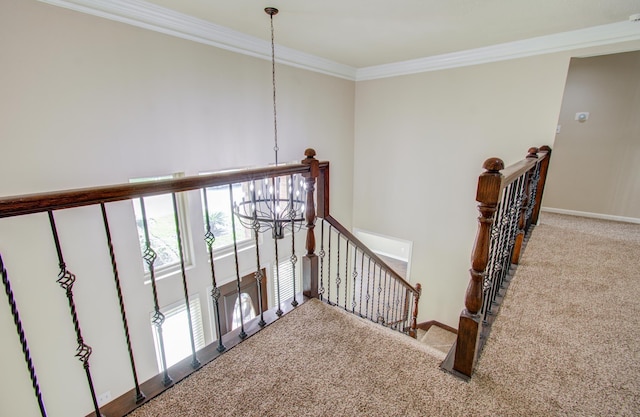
[233,7,306,239]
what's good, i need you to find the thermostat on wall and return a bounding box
[575,112,589,122]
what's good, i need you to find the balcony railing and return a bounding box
[0,149,420,417]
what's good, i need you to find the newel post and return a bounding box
[302,148,320,299]
[453,157,504,378]
[409,283,421,338]
[531,145,552,225]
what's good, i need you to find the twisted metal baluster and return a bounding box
[48,211,102,416]
[137,200,173,387]
[358,249,365,317]
[100,204,145,404]
[343,240,349,311]
[396,283,402,331]
[272,177,283,317]
[289,175,298,307]
[171,193,200,369]
[382,270,389,325]
[376,263,383,323]
[250,181,267,327]
[483,192,506,321]
[335,232,341,308]
[365,257,372,320]
[390,278,399,330]
[351,246,358,313]
[229,184,247,339]
[318,220,325,301]
[525,163,541,230]
[326,224,332,305]
[1,255,48,417]
[202,188,225,353]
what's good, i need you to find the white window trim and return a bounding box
[130,173,195,282]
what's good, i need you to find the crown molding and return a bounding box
[37,0,358,80]
[356,20,640,81]
[38,0,640,82]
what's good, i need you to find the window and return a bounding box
[272,259,300,306]
[131,174,192,277]
[151,297,205,371]
[202,183,253,252]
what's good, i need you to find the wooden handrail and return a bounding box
[499,148,550,189]
[0,162,330,219]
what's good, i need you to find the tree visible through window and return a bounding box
[202,184,252,250]
[131,174,192,276]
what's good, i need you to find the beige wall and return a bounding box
[544,51,640,220]
[0,1,354,416]
[353,42,640,328]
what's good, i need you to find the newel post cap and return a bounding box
[302,148,319,177]
[482,158,504,173]
[527,147,539,158]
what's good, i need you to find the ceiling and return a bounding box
[138,0,640,68]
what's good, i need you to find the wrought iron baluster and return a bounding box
[229,184,247,339]
[202,188,225,353]
[391,278,399,330]
[272,177,283,317]
[326,224,332,305]
[343,239,349,311]
[351,245,358,313]
[318,220,325,301]
[289,175,299,307]
[249,181,267,327]
[525,162,541,230]
[171,193,200,369]
[1,255,48,417]
[335,232,341,308]
[358,248,365,317]
[100,204,145,404]
[136,200,173,387]
[365,257,372,320]
[483,191,507,321]
[492,181,516,310]
[382,270,389,325]
[48,211,102,416]
[376,263,383,323]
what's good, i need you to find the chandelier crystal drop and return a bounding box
[233,7,306,239]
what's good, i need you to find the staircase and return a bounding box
[416,326,457,360]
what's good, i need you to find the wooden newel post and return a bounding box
[409,283,421,338]
[302,148,320,299]
[531,145,552,225]
[453,157,504,378]
[511,148,538,265]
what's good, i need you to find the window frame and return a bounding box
[130,173,194,281]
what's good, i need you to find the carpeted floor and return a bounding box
[128,213,640,416]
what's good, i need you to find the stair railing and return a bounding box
[442,146,551,379]
[302,157,421,337]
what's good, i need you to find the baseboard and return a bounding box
[541,207,640,225]
[416,320,458,334]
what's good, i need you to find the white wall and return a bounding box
[0,1,354,416]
